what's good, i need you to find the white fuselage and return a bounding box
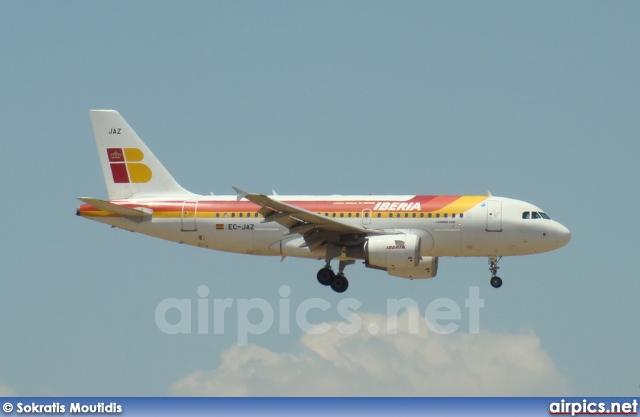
[80,195,571,261]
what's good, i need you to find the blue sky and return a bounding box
[1,1,638,396]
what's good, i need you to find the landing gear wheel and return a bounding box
[317,268,335,286]
[490,276,503,288]
[330,274,349,293]
[488,256,503,288]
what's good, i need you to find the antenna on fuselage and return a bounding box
[487,190,493,197]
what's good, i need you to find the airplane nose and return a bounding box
[555,224,571,248]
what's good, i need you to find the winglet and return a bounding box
[233,186,249,201]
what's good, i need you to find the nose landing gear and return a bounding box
[490,276,503,288]
[489,256,503,288]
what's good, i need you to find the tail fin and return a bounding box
[89,110,196,199]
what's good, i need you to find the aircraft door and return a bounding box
[362,209,372,225]
[486,201,502,232]
[181,200,198,231]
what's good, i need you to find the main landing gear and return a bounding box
[317,260,354,293]
[488,256,503,288]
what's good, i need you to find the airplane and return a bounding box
[76,110,571,293]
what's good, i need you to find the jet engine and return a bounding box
[354,234,438,279]
[365,234,421,269]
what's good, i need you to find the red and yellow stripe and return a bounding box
[77,195,488,219]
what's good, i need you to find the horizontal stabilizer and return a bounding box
[78,197,153,222]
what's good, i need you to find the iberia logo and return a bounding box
[107,148,152,183]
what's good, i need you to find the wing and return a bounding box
[234,187,374,251]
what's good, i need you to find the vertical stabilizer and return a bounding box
[89,110,196,199]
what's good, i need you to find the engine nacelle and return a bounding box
[387,256,438,279]
[366,234,421,269]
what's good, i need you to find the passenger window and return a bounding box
[428,213,432,218]
[420,213,424,218]
[364,212,369,218]
[460,213,464,218]
[522,212,530,219]
[239,213,243,218]
[231,213,236,218]
[356,213,360,218]
[412,213,417,218]
[340,213,344,218]
[389,213,393,218]
[325,213,328,217]
[404,213,408,218]
[436,213,440,218]
[444,213,448,218]
[452,213,456,218]
[332,213,336,217]
[216,213,220,218]
[348,213,352,218]
[377,213,381,218]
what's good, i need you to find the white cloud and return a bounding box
[0,384,16,396]
[170,310,569,396]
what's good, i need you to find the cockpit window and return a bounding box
[524,211,551,220]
